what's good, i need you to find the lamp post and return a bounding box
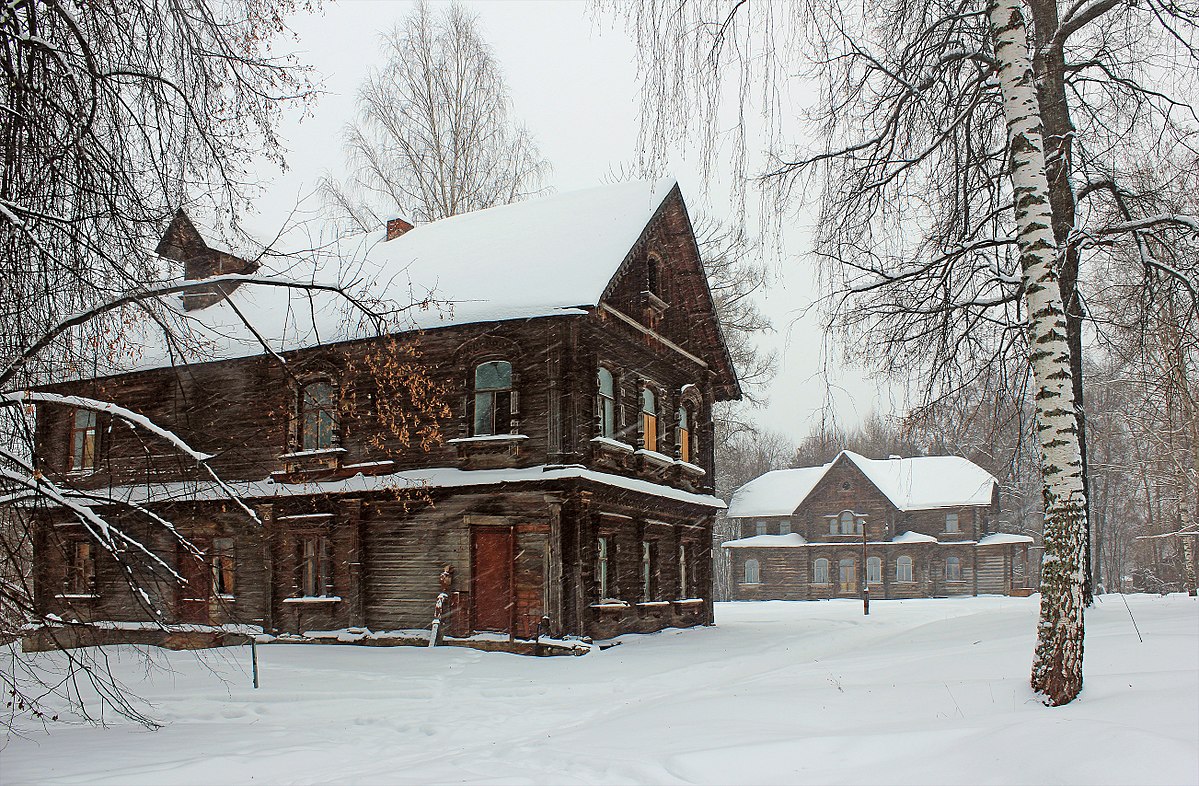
[862,521,870,616]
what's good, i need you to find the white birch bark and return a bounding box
[988,0,1089,705]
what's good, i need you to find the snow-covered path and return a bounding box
[4,595,1197,785]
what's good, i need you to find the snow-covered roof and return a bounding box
[977,533,1034,546]
[727,450,997,518]
[726,466,829,518]
[891,531,939,544]
[112,180,680,375]
[721,533,808,548]
[60,464,726,511]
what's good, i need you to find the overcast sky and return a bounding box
[252,0,896,441]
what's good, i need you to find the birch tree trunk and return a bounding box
[988,0,1089,706]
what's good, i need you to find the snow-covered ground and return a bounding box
[4,595,1197,785]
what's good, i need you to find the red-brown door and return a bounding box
[471,528,514,632]
[177,544,211,624]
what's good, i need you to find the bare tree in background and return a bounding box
[322,0,550,230]
[612,0,1198,705]
[0,0,452,729]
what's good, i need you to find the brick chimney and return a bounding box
[386,217,414,240]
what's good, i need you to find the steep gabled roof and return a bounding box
[727,450,998,517]
[95,179,715,376]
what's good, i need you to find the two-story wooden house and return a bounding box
[722,451,1032,600]
[29,179,739,647]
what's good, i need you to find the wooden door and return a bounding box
[177,543,211,624]
[839,557,857,593]
[472,528,514,632]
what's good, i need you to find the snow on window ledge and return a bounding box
[55,593,99,600]
[278,447,347,460]
[589,600,630,610]
[590,436,634,453]
[672,598,705,605]
[634,448,674,466]
[676,460,706,476]
[636,600,671,608]
[282,596,343,604]
[446,434,530,444]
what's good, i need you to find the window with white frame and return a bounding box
[813,558,830,585]
[675,405,691,463]
[474,361,513,436]
[867,556,882,584]
[597,536,610,598]
[945,555,962,582]
[69,409,98,471]
[945,512,960,533]
[838,510,862,536]
[896,555,914,583]
[597,367,616,438]
[743,558,760,584]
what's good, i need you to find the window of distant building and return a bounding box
[743,558,760,585]
[867,556,882,584]
[640,387,658,452]
[896,555,914,583]
[813,558,830,585]
[68,409,98,471]
[945,556,962,582]
[597,367,616,438]
[299,381,337,451]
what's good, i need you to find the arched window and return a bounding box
[641,387,658,452]
[813,558,830,585]
[743,558,760,585]
[299,381,336,451]
[867,556,882,584]
[896,555,914,583]
[838,510,861,536]
[474,360,512,436]
[675,405,691,463]
[945,556,962,582]
[597,367,616,438]
[647,257,661,296]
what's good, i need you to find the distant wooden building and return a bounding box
[722,451,1032,600]
[29,180,739,646]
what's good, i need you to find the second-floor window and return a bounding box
[597,367,616,438]
[69,409,98,471]
[676,406,691,463]
[300,381,336,451]
[641,387,658,452]
[833,510,863,536]
[474,360,513,436]
[945,512,960,533]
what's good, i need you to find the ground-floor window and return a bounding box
[65,540,96,595]
[897,555,914,583]
[641,540,657,600]
[945,555,962,582]
[597,536,610,598]
[211,537,236,596]
[813,558,830,585]
[867,556,881,584]
[678,543,689,597]
[298,535,333,597]
[743,558,760,584]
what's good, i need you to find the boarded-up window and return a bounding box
[69,409,98,471]
[474,361,513,436]
[945,556,962,582]
[211,538,236,596]
[65,541,96,595]
[675,406,690,463]
[300,381,336,451]
[641,387,658,452]
[813,558,830,585]
[743,558,760,585]
[298,535,333,597]
[597,367,616,438]
[896,555,914,583]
